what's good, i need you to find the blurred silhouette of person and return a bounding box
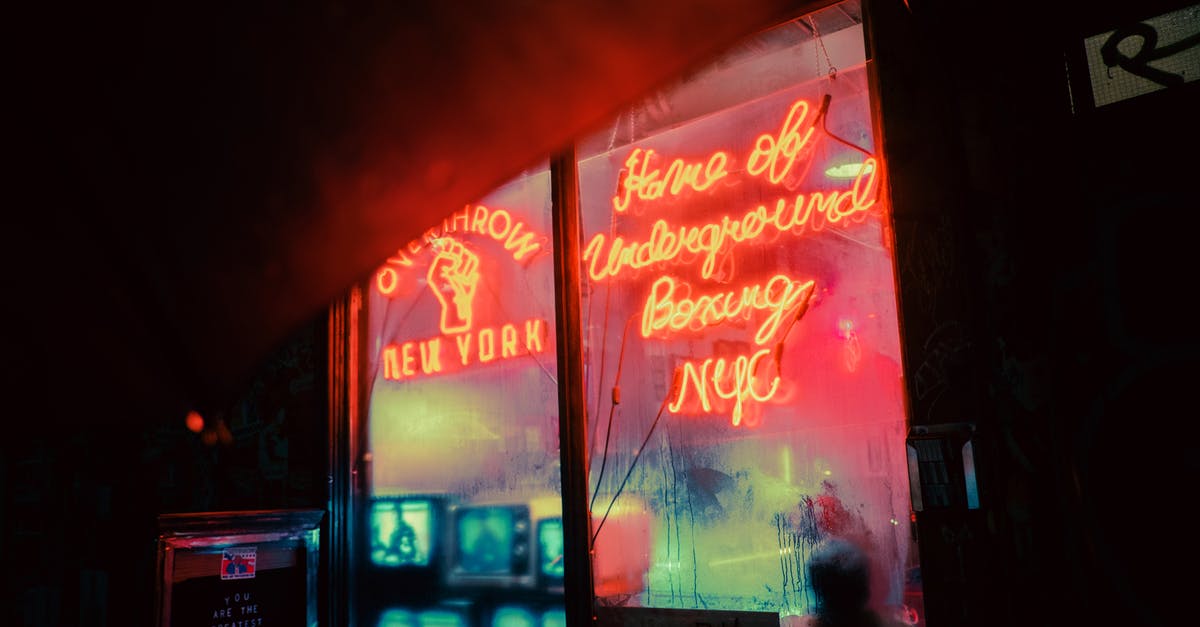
[387,517,419,564]
[797,537,895,627]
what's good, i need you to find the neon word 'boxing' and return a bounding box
[641,274,816,345]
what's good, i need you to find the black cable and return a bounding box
[591,368,681,548]
[589,312,639,513]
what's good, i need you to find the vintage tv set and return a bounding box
[445,502,534,588]
[368,495,442,569]
[489,604,536,627]
[375,603,472,627]
[486,603,565,627]
[539,607,566,627]
[535,517,564,590]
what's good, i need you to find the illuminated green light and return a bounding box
[824,161,875,179]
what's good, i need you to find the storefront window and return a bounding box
[576,1,920,622]
[360,164,565,626]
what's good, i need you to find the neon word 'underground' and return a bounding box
[585,157,877,282]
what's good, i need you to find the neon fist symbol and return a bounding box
[427,238,481,334]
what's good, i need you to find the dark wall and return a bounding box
[2,317,328,627]
[870,1,1199,626]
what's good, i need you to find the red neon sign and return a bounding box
[612,148,730,213]
[641,274,816,346]
[668,348,781,427]
[374,207,552,382]
[585,157,877,283]
[376,204,548,296]
[427,238,481,334]
[747,99,818,185]
[381,318,548,381]
[593,97,882,427]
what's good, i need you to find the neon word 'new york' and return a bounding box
[382,318,548,381]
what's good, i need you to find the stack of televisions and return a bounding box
[365,493,566,627]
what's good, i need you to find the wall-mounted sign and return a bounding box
[374,205,551,381]
[155,510,322,627]
[584,96,881,426]
[1084,4,1200,107]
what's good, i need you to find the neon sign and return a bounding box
[375,210,552,382]
[376,204,548,296]
[427,238,481,334]
[612,148,730,212]
[641,274,816,346]
[381,319,548,380]
[669,347,780,427]
[585,157,877,282]
[593,97,882,426]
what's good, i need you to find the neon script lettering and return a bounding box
[382,318,547,381]
[377,205,547,295]
[669,348,781,427]
[585,157,877,282]
[747,99,818,185]
[642,274,816,345]
[613,148,730,212]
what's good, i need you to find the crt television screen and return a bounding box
[537,517,564,581]
[370,498,435,567]
[454,504,530,576]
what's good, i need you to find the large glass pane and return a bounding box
[577,2,921,623]
[361,165,565,626]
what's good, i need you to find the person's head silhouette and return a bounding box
[807,538,880,627]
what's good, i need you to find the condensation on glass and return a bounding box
[576,1,922,623]
[361,164,565,627]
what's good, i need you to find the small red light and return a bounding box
[185,410,204,433]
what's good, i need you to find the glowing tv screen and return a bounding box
[537,517,564,582]
[370,497,436,567]
[375,607,469,627]
[490,605,537,627]
[450,504,531,579]
[540,607,566,627]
